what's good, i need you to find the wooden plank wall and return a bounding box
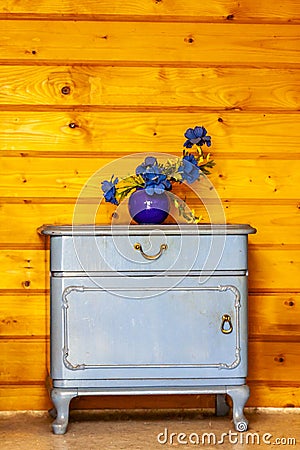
[0,0,300,410]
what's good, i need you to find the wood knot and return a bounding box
[226,14,234,20]
[61,86,71,95]
[274,355,285,364]
[184,36,194,44]
[285,299,295,307]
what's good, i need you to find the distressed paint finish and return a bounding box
[41,224,255,433]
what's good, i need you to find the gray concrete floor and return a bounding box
[1,408,300,449]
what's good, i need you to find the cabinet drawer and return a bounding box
[50,233,248,273]
[50,275,247,381]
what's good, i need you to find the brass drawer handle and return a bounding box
[221,314,233,334]
[134,243,168,260]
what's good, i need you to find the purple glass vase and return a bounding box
[128,189,170,224]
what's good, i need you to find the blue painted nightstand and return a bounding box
[39,224,256,434]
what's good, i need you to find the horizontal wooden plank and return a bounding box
[1,339,299,384]
[0,203,75,246]
[0,294,49,337]
[0,66,299,110]
[221,202,300,246]
[0,247,299,290]
[0,0,299,23]
[0,156,299,199]
[0,250,49,290]
[1,21,299,64]
[248,342,300,382]
[1,383,300,410]
[0,156,112,198]
[0,202,115,245]
[247,383,300,408]
[1,382,299,410]
[248,248,300,291]
[1,293,298,338]
[0,339,48,383]
[0,202,299,246]
[0,112,299,155]
[0,384,215,411]
[210,159,300,199]
[0,385,51,410]
[248,294,300,337]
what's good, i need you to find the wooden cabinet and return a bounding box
[40,224,256,434]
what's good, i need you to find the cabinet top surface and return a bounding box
[38,224,256,236]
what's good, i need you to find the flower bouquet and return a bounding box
[101,126,215,224]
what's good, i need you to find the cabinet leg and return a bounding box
[226,385,249,432]
[215,394,230,416]
[48,407,57,419]
[50,388,78,435]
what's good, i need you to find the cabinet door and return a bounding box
[51,276,247,382]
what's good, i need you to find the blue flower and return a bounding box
[183,126,211,148]
[144,173,172,195]
[179,154,200,184]
[101,175,119,205]
[99,125,215,225]
[135,156,159,176]
[136,157,171,195]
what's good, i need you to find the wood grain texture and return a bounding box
[0,294,49,337]
[246,383,300,408]
[0,202,299,246]
[0,66,299,110]
[249,294,300,337]
[1,156,299,199]
[0,250,49,290]
[0,203,76,245]
[0,339,48,383]
[1,383,299,410]
[248,248,300,291]
[0,386,51,410]
[1,292,298,338]
[1,21,299,64]
[222,202,300,246]
[1,0,299,22]
[1,339,299,384]
[248,342,300,382]
[1,112,299,155]
[1,248,299,290]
